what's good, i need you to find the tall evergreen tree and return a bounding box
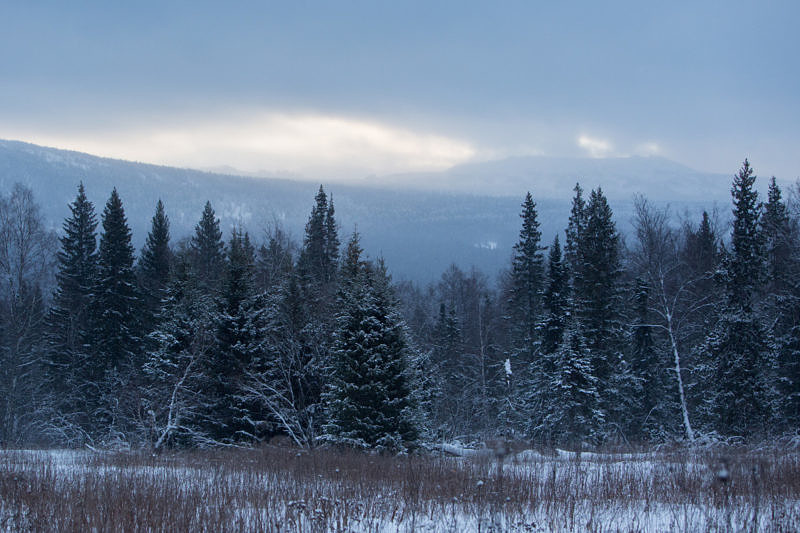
[573,188,624,377]
[725,160,765,312]
[190,201,225,292]
[760,177,794,294]
[138,199,171,332]
[564,183,587,276]
[758,177,800,430]
[544,321,602,446]
[541,235,568,355]
[571,187,629,435]
[92,188,141,371]
[48,183,98,370]
[142,258,215,448]
[509,192,546,349]
[324,194,340,284]
[700,160,770,437]
[322,233,418,450]
[87,189,141,440]
[204,227,257,442]
[298,186,339,293]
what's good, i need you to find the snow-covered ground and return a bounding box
[1,447,798,531]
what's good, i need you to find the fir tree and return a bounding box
[700,160,770,437]
[322,233,418,450]
[48,183,98,372]
[92,188,141,372]
[142,258,215,448]
[324,194,340,284]
[564,183,587,276]
[204,227,257,442]
[509,192,545,350]
[725,159,764,312]
[573,188,624,379]
[190,201,225,292]
[298,186,339,288]
[627,278,672,439]
[544,322,602,446]
[760,177,793,294]
[541,235,568,355]
[571,187,628,435]
[138,199,171,332]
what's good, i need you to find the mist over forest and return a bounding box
[0,141,797,451]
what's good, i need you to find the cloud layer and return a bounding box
[3,112,477,180]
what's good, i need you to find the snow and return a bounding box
[2,448,798,532]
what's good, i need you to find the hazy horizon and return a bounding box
[2,2,798,184]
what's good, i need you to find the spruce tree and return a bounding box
[205,227,257,442]
[509,192,545,350]
[541,235,568,355]
[761,177,793,294]
[701,160,770,437]
[48,184,98,409]
[573,188,624,377]
[725,160,765,311]
[571,187,628,435]
[564,183,587,276]
[627,278,673,439]
[324,194,340,284]
[545,322,602,446]
[142,258,215,448]
[138,199,171,332]
[190,201,225,293]
[322,233,418,450]
[92,188,141,372]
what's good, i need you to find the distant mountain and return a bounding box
[0,140,727,284]
[371,155,733,201]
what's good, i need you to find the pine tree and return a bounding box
[564,183,587,276]
[142,258,215,448]
[254,225,295,291]
[204,227,257,442]
[509,192,545,351]
[627,278,673,439]
[93,188,141,371]
[324,194,340,284]
[87,188,141,440]
[541,235,568,355]
[700,160,770,437]
[573,188,624,380]
[544,322,602,446]
[322,233,418,450]
[190,201,225,293]
[138,199,171,332]
[428,302,464,436]
[758,177,800,430]
[297,186,340,311]
[48,184,98,374]
[761,177,793,294]
[571,187,628,436]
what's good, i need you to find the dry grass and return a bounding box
[1,445,800,531]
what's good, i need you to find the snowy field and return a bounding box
[2,446,799,532]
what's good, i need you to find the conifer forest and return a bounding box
[1,159,799,452]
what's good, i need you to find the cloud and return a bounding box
[577,134,613,158]
[2,111,477,180]
[636,141,661,156]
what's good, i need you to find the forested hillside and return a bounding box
[0,159,798,450]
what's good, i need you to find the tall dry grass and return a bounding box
[1,445,799,531]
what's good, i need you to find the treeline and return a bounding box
[0,160,798,450]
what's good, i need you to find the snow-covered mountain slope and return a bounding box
[0,140,726,283]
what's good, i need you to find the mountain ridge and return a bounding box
[0,139,733,282]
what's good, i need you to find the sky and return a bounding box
[1,1,798,181]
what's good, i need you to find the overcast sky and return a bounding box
[2,1,798,180]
